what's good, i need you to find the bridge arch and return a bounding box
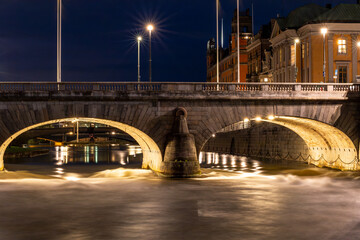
[206,116,358,171]
[0,117,162,172]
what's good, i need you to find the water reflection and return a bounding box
[199,151,262,174]
[54,145,142,166]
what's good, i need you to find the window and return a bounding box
[291,45,295,66]
[306,42,309,57]
[338,66,347,83]
[301,44,305,59]
[289,70,291,82]
[301,69,305,82]
[338,39,346,54]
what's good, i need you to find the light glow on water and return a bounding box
[3,152,360,239]
[55,146,68,165]
[64,176,80,181]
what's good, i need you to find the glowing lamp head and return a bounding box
[244,118,250,123]
[255,117,262,122]
[268,115,275,120]
[321,27,328,35]
[294,38,300,44]
[147,24,154,31]
[357,41,360,47]
[137,36,142,42]
[212,133,216,138]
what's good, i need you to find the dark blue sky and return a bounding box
[0,0,356,82]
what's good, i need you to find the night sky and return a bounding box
[0,0,356,82]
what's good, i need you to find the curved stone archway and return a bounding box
[0,117,162,172]
[205,116,358,171]
[264,117,358,170]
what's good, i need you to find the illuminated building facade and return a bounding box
[246,21,273,82]
[207,9,253,83]
[270,3,360,83]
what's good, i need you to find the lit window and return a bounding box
[291,45,295,66]
[306,42,309,56]
[338,39,346,54]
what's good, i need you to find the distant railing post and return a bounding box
[261,84,269,91]
[195,84,203,91]
[294,85,301,92]
[127,84,135,91]
[58,84,65,91]
[161,83,167,91]
[228,84,236,91]
[93,84,100,91]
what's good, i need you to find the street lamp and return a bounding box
[147,24,154,83]
[357,41,360,47]
[321,27,328,82]
[237,0,240,83]
[216,0,220,85]
[294,38,300,82]
[57,0,62,83]
[137,36,142,83]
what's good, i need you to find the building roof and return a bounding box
[310,4,360,23]
[277,4,329,30]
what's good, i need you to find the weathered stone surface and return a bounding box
[163,108,200,177]
[0,89,358,173]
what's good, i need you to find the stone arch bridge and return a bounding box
[0,82,360,176]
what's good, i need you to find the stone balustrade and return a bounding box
[0,82,359,92]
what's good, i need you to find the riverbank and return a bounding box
[4,146,49,159]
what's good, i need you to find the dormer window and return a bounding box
[338,39,347,54]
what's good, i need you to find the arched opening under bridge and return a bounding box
[264,116,358,170]
[0,118,162,172]
[203,116,358,171]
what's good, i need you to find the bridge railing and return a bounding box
[0,82,359,92]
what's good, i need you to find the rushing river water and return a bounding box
[2,146,360,240]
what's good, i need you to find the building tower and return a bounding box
[206,8,253,83]
[231,9,252,82]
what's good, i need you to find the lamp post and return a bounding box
[137,36,142,83]
[321,27,328,82]
[294,38,300,82]
[237,0,240,83]
[146,24,154,83]
[57,0,62,83]
[357,42,360,82]
[216,0,219,85]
